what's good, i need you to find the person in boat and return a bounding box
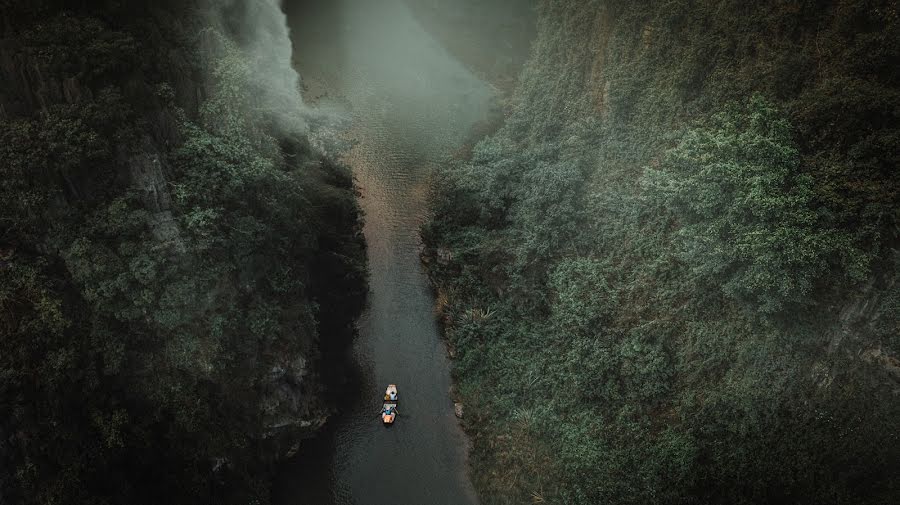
[389,390,397,401]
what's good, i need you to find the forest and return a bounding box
[0,1,366,503]
[423,0,899,503]
[2,0,899,504]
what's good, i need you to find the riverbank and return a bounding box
[420,1,900,504]
[0,2,367,503]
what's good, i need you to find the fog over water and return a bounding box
[267,0,535,503]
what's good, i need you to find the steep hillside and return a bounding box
[424,1,899,503]
[0,1,366,503]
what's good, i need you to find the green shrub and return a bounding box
[645,96,871,313]
[424,1,899,504]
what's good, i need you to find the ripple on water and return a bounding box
[275,0,495,504]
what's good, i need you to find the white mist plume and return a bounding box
[209,0,309,135]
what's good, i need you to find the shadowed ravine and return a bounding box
[273,1,530,503]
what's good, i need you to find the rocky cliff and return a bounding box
[424,1,899,503]
[0,1,366,504]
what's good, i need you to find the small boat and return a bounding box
[382,384,398,425]
[382,404,396,424]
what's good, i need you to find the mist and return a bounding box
[207,0,309,135]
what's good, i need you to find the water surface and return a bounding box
[275,1,499,503]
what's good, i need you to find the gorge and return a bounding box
[1,1,898,505]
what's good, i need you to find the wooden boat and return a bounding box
[382,403,397,424]
[382,384,398,424]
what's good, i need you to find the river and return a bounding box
[273,1,531,503]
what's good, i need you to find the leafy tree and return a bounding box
[423,1,899,504]
[645,96,870,313]
[1,2,367,504]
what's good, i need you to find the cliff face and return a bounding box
[424,1,899,504]
[0,1,366,504]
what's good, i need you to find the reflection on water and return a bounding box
[275,1,498,503]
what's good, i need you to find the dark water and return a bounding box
[273,1,510,504]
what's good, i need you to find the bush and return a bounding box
[423,1,899,504]
[645,96,870,313]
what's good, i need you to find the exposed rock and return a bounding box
[126,137,186,252]
[454,402,464,419]
[861,347,900,379]
[437,247,453,265]
[211,457,228,474]
[285,441,302,459]
[126,139,172,213]
[818,277,900,387]
[260,355,321,459]
[263,414,328,462]
[61,76,87,104]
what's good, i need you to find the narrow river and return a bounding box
[273,1,529,503]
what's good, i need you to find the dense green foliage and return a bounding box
[425,0,899,503]
[0,2,365,504]
[645,96,871,313]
